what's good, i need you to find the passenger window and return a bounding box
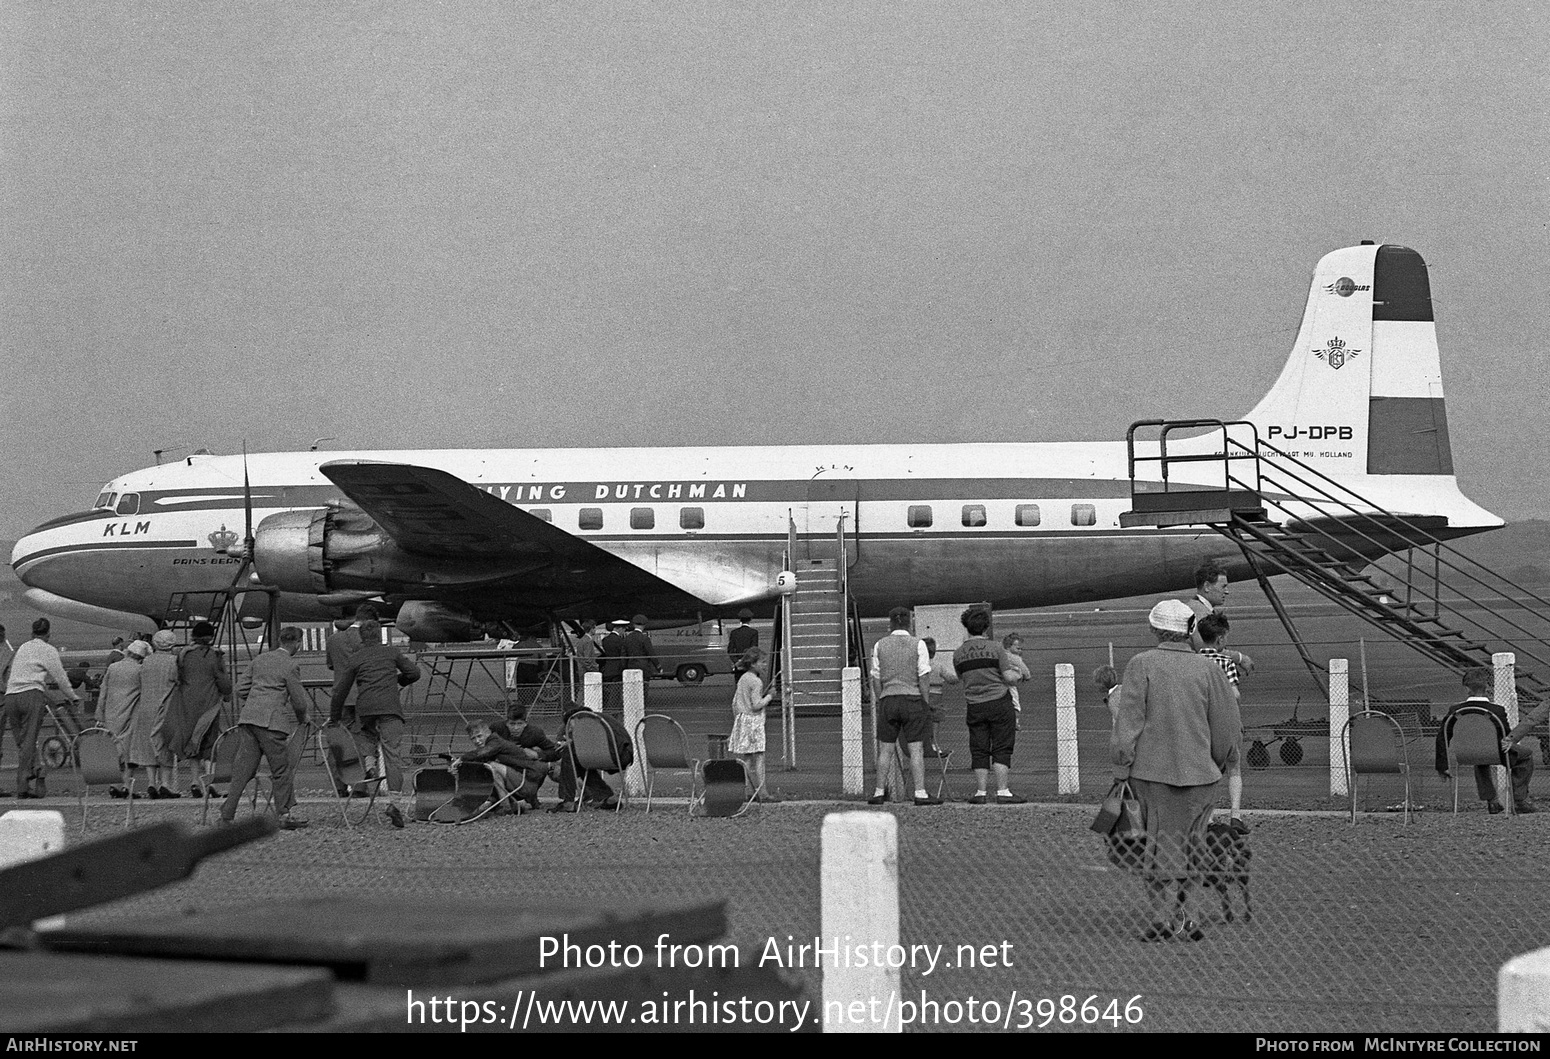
[1071,503,1096,527]
[579,508,603,530]
[630,507,655,530]
[961,504,987,528]
[528,508,552,523]
[1015,504,1041,527]
[907,505,933,528]
[680,507,705,530]
[115,493,140,516]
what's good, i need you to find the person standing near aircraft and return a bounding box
[141,630,182,799]
[329,618,421,828]
[324,617,361,710]
[174,622,233,798]
[728,647,778,803]
[3,618,80,798]
[922,637,956,756]
[599,620,627,711]
[867,607,940,807]
[98,639,148,798]
[622,615,659,705]
[1184,561,1254,675]
[1195,613,1245,822]
[1111,600,1241,942]
[727,609,758,665]
[952,607,1027,805]
[221,626,311,830]
[572,619,601,678]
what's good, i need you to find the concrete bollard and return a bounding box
[1499,946,1550,1031]
[1329,658,1349,798]
[583,671,602,712]
[841,667,863,796]
[0,810,67,930]
[821,811,900,1032]
[622,670,646,797]
[1055,663,1079,795]
[1493,653,1517,808]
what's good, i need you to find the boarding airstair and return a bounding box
[771,516,861,766]
[1121,420,1550,720]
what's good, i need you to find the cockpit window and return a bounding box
[95,491,113,509]
[115,493,140,516]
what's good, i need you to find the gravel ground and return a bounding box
[37,795,1547,1034]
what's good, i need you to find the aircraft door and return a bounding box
[804,474,859,566]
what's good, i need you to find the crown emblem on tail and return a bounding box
[1313,336,1361,371]
[207,525,240,552]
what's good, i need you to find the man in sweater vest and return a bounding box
[868,607,941,806]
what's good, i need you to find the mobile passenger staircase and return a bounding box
[770,516,864,767]
[1120,420,1550,727]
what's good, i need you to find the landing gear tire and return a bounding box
[677,664,707,685]
[1279,737,1304,767]
[41,735,70,771]
[1246,739,1271,770]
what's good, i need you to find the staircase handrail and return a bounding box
[1253,440,1550,613]
[1240,468,1550,670]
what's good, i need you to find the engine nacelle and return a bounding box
[251,510,328,594]
[395,600,481,643]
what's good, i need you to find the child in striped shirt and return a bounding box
[1197,613,1243,821]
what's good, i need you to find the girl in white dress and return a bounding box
[727,647,777,802]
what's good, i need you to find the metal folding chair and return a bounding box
[1446,707,1515,816]
[568,711,626,812]
[1340,710,1411,824]
[635,714,703,814]
[318,725,388,826]
[72,727,133,831]
[198,725,242,825]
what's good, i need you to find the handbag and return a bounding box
[1092,779,1148,874]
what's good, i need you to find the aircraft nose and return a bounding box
[11,510,107,593]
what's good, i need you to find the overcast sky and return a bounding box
[3,1,1547,540]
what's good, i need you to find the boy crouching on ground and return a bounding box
[458,709,561,813]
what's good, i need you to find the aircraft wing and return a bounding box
[318,461,704,603]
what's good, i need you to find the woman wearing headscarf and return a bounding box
[1110,599,1242,942]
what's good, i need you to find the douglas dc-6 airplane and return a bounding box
[11,242,1502,640]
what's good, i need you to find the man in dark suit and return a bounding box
[1435,667,1535,814]
[727,608,758,665]
[599,620,627,711]
[622,614,660,709]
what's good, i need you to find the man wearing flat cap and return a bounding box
[727,609,758,665]
[1110,599,1242,942]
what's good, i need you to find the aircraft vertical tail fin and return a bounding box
[1243,242,1453,482]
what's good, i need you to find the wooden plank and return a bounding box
[0,951,332,1032]
[42,897,727,986]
